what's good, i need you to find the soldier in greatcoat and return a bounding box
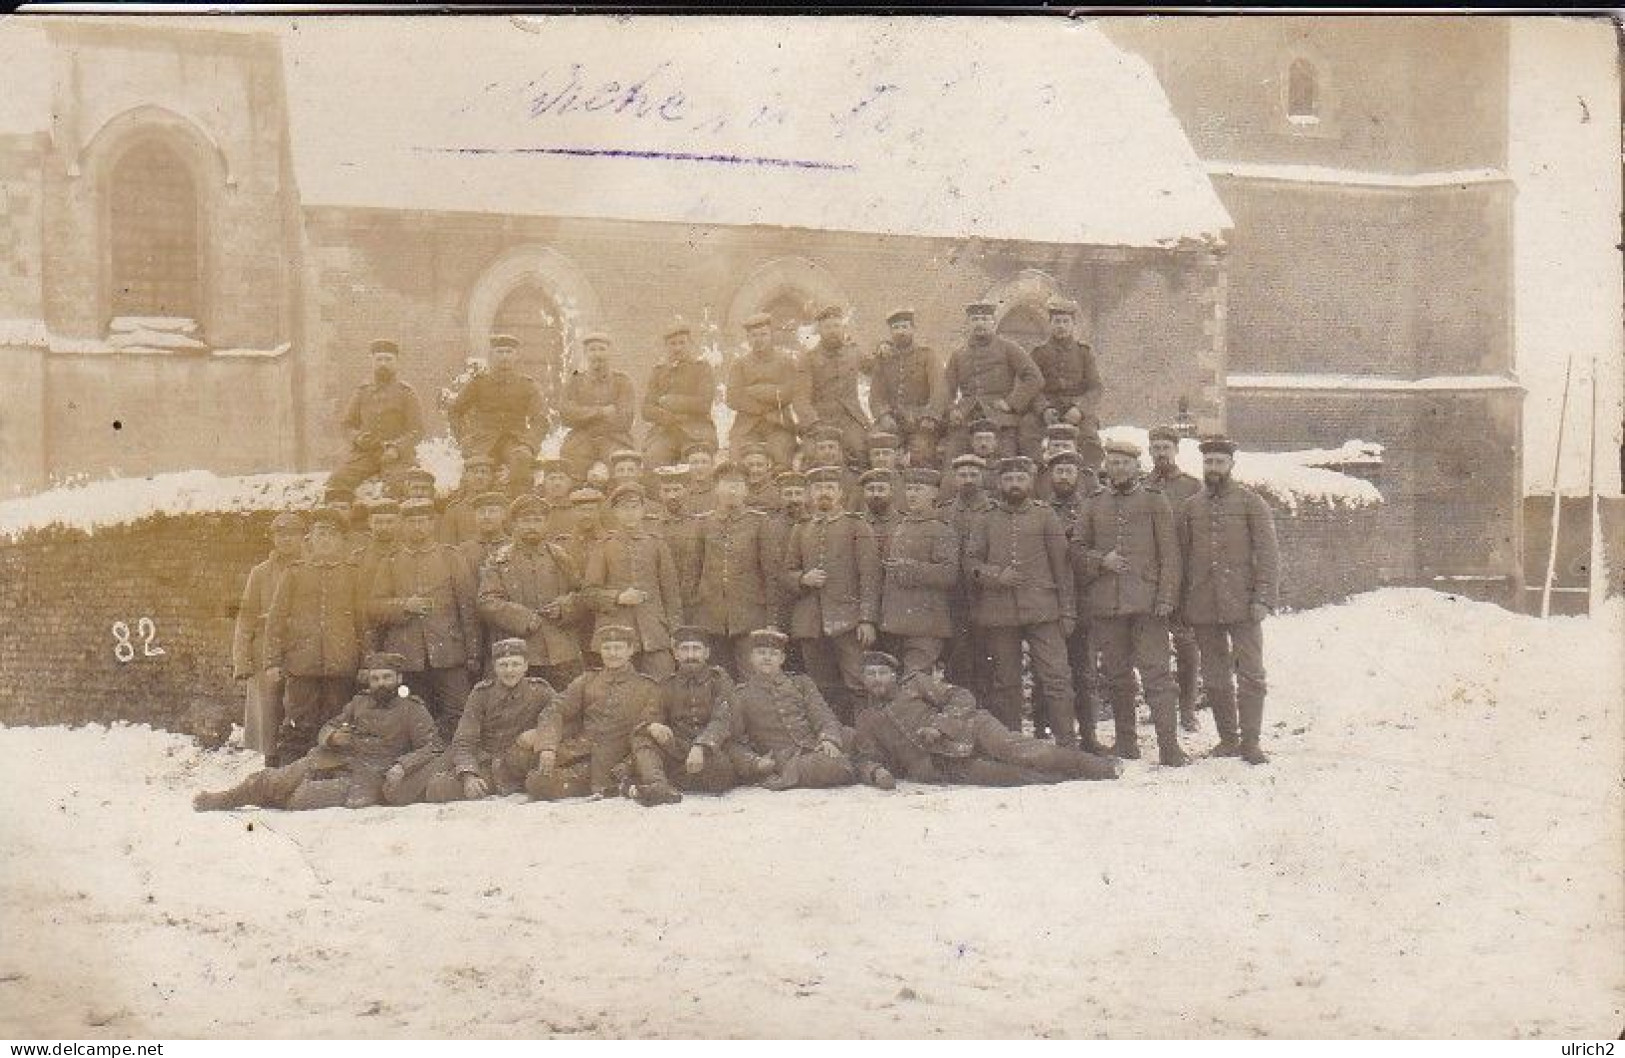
[964,456,1079,746]
[477,494,588,690]
[798,305,872,462]
[449,334,547,497]
[780,465,881,724]
[865,308,943,466]
[437,455,498,545]
[1040,450,1106,751]
[727,312,811,469]
[583,484,682,678]
[1072,438,1189,766]
[526,626,681,806]
[413,638,559,802]
[631,628,754,794]
[1147,424,1206,734]
[1176,436,1281,764]
[879,468,960,675]
[642,320,719,467]
[731,628,895,792]
[941,302,1045,460]
[647,464,704,619]
[328,339,425,496]
[1028,297,1104,460]
[195,653,441,812]
[264,507,368,766]
[452,492,512,582]
[232,511,305,759]
[691,463,779,676]
[558,331,638,477]
[738,442,784,515]
[939,453,994,705]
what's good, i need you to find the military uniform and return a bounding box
[800,338,872,462]
[367,535,481,737]
[528,663,667,799]
[1030,335,1103,438]
[1149,463,1205,728]
[780,508,880,723]
[726,344,811,468]
[731,669,863,790]
[646,503,705,622]
[879,508,959,675]
[690,507,779,675]
[964,486,1079,745]
[419,673,559,802]
[232,546,298,757]
[558,365,637,475]
[642,353,718,466]
[938,486,994,704]
[1176,467,1279,760]
[941,334,1044,459]
[1072,470,1185,762]
[867,337,942,464]
[631,663,741,793]
[265,556,367,766]
[449,360,547,497]
[329,366,425,495]
[583,525,682,677]
[477,538,587,689]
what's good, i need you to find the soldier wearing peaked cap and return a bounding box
[879,466,960,675]
[478,493,587,691]
[942,301,1045,462]
[1030,295,1104,457]
[736,442,784,515]
[449,333,548,498]
[1146,424,1205,734]
[451,491,513,658]
[231,510,307,759]
[647,463,704,619]
[559,330,637,478]
[691,465,780,677]
[632,628,752,794]
[329,338,426,498]
[583,479,682,679]
[194,650,441,813]
[867,307,944,466]
[438,455,499,546]
[643,319,719,468]
[799,303,872,463]
[1177,435,1279,765]
[938,452,994,705]
[728,311,812,470]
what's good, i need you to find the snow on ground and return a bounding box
[1,589,1619,1038]
[1101,427,1383,511]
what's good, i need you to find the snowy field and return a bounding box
[1,588,1620,1039]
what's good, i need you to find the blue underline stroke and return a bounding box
[416,145,857,172]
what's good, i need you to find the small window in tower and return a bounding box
[108,139,202,329]
[1286,59,1320,125]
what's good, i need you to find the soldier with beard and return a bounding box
[852,654,1119,786]
[866,308,943,466]
[1147,425,1206,734]
[558,332,637,477]
[632,628,757,794]
[413,638,559,803]
[450,334,547,498]
[478,494,587,689]
[799,304,872,463]
[1073,439,1188,766]
[1039,450,1106,750]
[194,653,440,812]
[232,512,306,759]
[965,456,1079,746]
[726,312,810,470]
[328,339,425,496]
[941,302,1045,460]
[453,492,512,578]
[648,464,704,620]
[878,469,959,675]
[1176,436,1280,764]
[781,465,881,724]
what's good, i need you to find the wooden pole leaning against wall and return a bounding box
[1539,351,1576,619]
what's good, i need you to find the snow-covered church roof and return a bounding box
[0,14,1229,249]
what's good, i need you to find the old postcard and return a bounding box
[0,11,1620,1041]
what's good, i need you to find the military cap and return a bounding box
[509,493,547,520]
[652,464,691,481]
[1045,422,1081,442]
[859,468,895,487]
[536,458,572,476]
[462,454,497,470]
[964,301,997,317]
[489,333,520,351]
[671,625,709,647]
[903,467,943,487]
[742,311,773,330]
[1148,424,1183,444]
[1103,438,1143,458]
[807,422,844,443]
[363,651,409,673]
[322,485,355,503]
[270,511,307,533]
[580,330,612,347]
[681,440,717,458]
[712,460,746,482]
[866,431,901,451]
[804,464,845,486]
[1046,450,1084,468]
[607,482,646,507]
[363,498,400,516]
[596,624,638,647]
[570,487,605,506]
[775,470,808,488]
[815,304,845,322]
[1045,295,1080,317]
[663,318,693,339]
[996,456,1037,477]
[472,491,510,511]
[606,449,644,467]
[737,441,771,461]
[369,339,400,356]
[950,453,986,470]
[1198,436,1239,456]
[491,638,529,661]
[885,307,916,325]
[400,498,436,518]
[308,506,346,531]
[749,627,790,651]
[860,651,901,672]
[968,419,999,437]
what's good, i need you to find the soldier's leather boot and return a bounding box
[1239,696,1267,765]
[1153,711,1189,767]
[861,764,897,791]
[1241,742,1270,766]
[1210,738,1242,758]
[193,786,249,812]
[1178,700,1199,733]
[1158,744,1192,767]
[630,781,684,807]
[1113,706,1138,759]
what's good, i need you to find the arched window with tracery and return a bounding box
[107,138,202,326]
[1286,58,1320,123]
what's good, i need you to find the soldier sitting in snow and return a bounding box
[193,652,441,812]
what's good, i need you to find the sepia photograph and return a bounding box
[0,9,1620,1041]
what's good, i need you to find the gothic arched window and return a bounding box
[108,138,201,324]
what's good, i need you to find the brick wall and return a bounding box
[0,495,1379,733]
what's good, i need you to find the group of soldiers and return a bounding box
[197,297,1281,813]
